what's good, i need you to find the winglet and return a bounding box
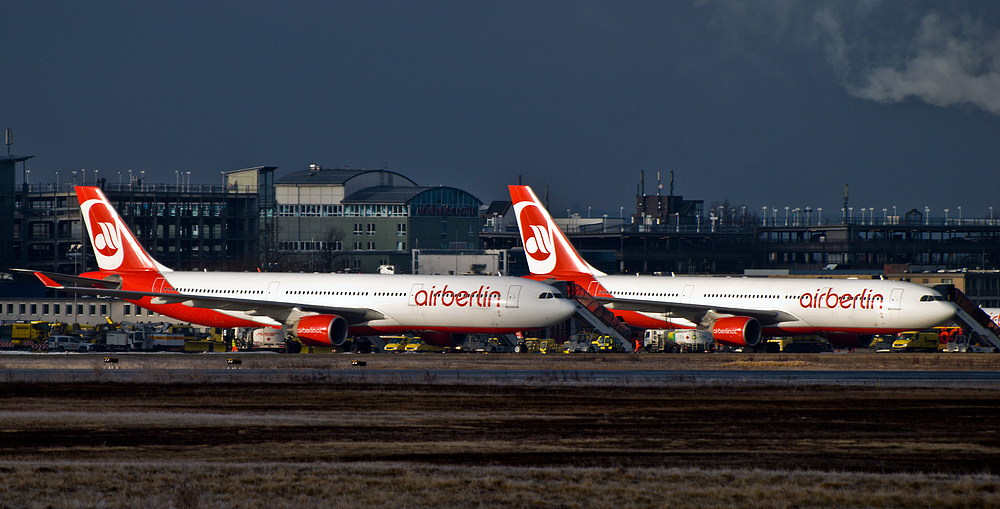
[33,271,64,289]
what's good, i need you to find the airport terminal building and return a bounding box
[273,166,482,273]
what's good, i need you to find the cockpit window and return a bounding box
[538,292,565,299]
[919,295,944,302]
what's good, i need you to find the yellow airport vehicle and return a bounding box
[382,336,412,353]
[403,338,450,353]
[891,331,942,352]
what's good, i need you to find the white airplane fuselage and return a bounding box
[592,275,957,337]
[140,271,573,335]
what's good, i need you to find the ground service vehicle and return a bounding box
[644,329,714,353]
[101,332,129,351]
[404,339,450,353]
[126,330,186,351]
[937,325,1000,353]
[0,321,51,349]
[764,336,828,353]
[252,328,288,351]
[459,336,511,353]
[891,331,942,352]
[382,337,412,353]
[563,333,626,353]
[46,335,94,352]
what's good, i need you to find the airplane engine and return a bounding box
[420,332,468,347]
[711,316,761,347]
[293,315,349,347]
[826,333,874,349]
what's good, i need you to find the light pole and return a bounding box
[619,206,623,219]
[762,206,767,226]
[944,209,949,223]
[958,206,962,224]
[817,207,822,225]
[925,206,929,225]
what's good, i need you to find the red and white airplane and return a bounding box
[509,185,957,349]
[24,186,577,348]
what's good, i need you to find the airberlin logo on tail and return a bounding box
[512,200,558,274]
[80,199,126,270]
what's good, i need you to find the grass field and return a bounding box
[1,352,998,507]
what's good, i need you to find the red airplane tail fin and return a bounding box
[76,186,171,273]
[508,185,604,279]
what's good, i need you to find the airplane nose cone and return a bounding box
[939,301,960,323]
[554,298,577,321]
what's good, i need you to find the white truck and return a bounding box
[102,332,129,352]
[945,334,999,353]
[127,330,186,351]
[251,328,289,351]
[643,329,715,353]
[46,335,95,352]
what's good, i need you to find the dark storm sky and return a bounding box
[4,1,999,220]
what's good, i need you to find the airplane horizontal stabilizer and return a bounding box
[15,269,123,290]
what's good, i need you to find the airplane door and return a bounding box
[681,285,695,304]
[888,288,903,310]
[265,281,280,301]
[506,285,521,308]
[409,284,423,306]
[152,278,167,293]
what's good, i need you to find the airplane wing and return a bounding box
[23,270,385,324]
[600,297,801,327]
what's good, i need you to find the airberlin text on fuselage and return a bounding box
[413,285,503,308]
[798,288,884,310]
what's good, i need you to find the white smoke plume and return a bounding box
[707,1,1000,116]
[843,13,1000,115]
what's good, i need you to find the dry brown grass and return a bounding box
[3,353,1000,507]
[1,460,998,509]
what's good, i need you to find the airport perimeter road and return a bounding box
[2,351,1000,386]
